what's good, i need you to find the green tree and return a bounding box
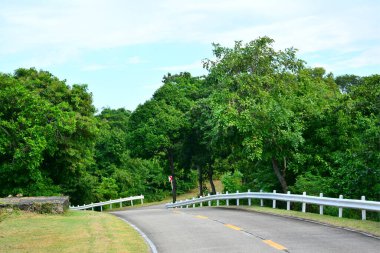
[93,108,167,201]
[0,68,98,204]
[128,73,202,202]
[203,37,338,192]
[301,74,380,199]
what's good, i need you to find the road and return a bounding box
[112,205,380,253]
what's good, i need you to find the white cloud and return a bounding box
[343,47,380,68]
[80,55,144,71]
[0,0,379,71]
[143,83,163,91]
[127,56,143,64]
[1,1,377,51]
[314,46,380,74]
[156,61,204,73]
[20,48,81,69]
[82,64,112,71]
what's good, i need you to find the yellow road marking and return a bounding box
[224,224,242,231]
[263,240,287,250]
[195,215,208,219]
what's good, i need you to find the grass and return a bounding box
[0,209,149,253]
[106,189,200,212]
[223,206,380,237]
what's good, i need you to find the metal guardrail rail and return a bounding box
[70,195,144,211]
[165,191,380,220]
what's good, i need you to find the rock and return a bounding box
[0,196,70,214]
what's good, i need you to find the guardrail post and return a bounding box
[260,190,263,207]
[192,197,196,208]
[217,192,220,206]
[131,199,134,206]
[248,189,251,206]
[226,191,229,206]
[200,196,203,207]
[272,190,276,208]
[302,192,306,213]
[110,199,112,210]
[141,195,144,205]
[100,205,103,212]
[180,200,183,208]
[361,196,366,220]
[186,199,189,208]
[208,193,211,206]
[339,195,343,218]
[287,191,291,210]
[92,203,94,211]
[237,190,239,206]
[319,193,323,215]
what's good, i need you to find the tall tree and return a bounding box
[299,74,380,199]
[128,73,202,202]
[0,68,98,203]
[203,37,338,192]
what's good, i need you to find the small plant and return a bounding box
[221,170,243,193]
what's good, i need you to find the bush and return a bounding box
[289,172,332,196]
[221,170,243,193]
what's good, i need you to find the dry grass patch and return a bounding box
[0,210,148,253]
[162,180,224,203]
[109,180,222,211]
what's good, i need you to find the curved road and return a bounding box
[112,205,379,253]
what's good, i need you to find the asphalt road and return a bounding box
[112,205,380,253]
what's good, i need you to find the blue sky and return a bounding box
[1,0,379,111]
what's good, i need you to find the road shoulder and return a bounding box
[216,206,380,239]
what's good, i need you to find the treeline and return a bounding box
[0,37,379,205]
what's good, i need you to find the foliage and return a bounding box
[202,37,339,194]
[289,172,332,196]
[128,72,203,202]
[1,38,378,206]
[221,170,244,193]
[0,69,97,204]
[93,108,168,202]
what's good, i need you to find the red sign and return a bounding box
[168,175,173,182]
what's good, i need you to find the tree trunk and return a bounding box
[271,157,288,193]
[168,150,176,203]
[208,167,216,195]
[197,165,203,197]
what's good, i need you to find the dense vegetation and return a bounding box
[0,37,379,205]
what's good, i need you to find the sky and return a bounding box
[0,0,379,111]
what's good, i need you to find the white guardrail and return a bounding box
[70,195,144,211]
[165,190,380,220]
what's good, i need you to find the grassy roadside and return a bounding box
[106,187,202,212]
[0,210,149,253]
[221,206,380,237]
[108,180,223,211]
[149,181,223,205]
